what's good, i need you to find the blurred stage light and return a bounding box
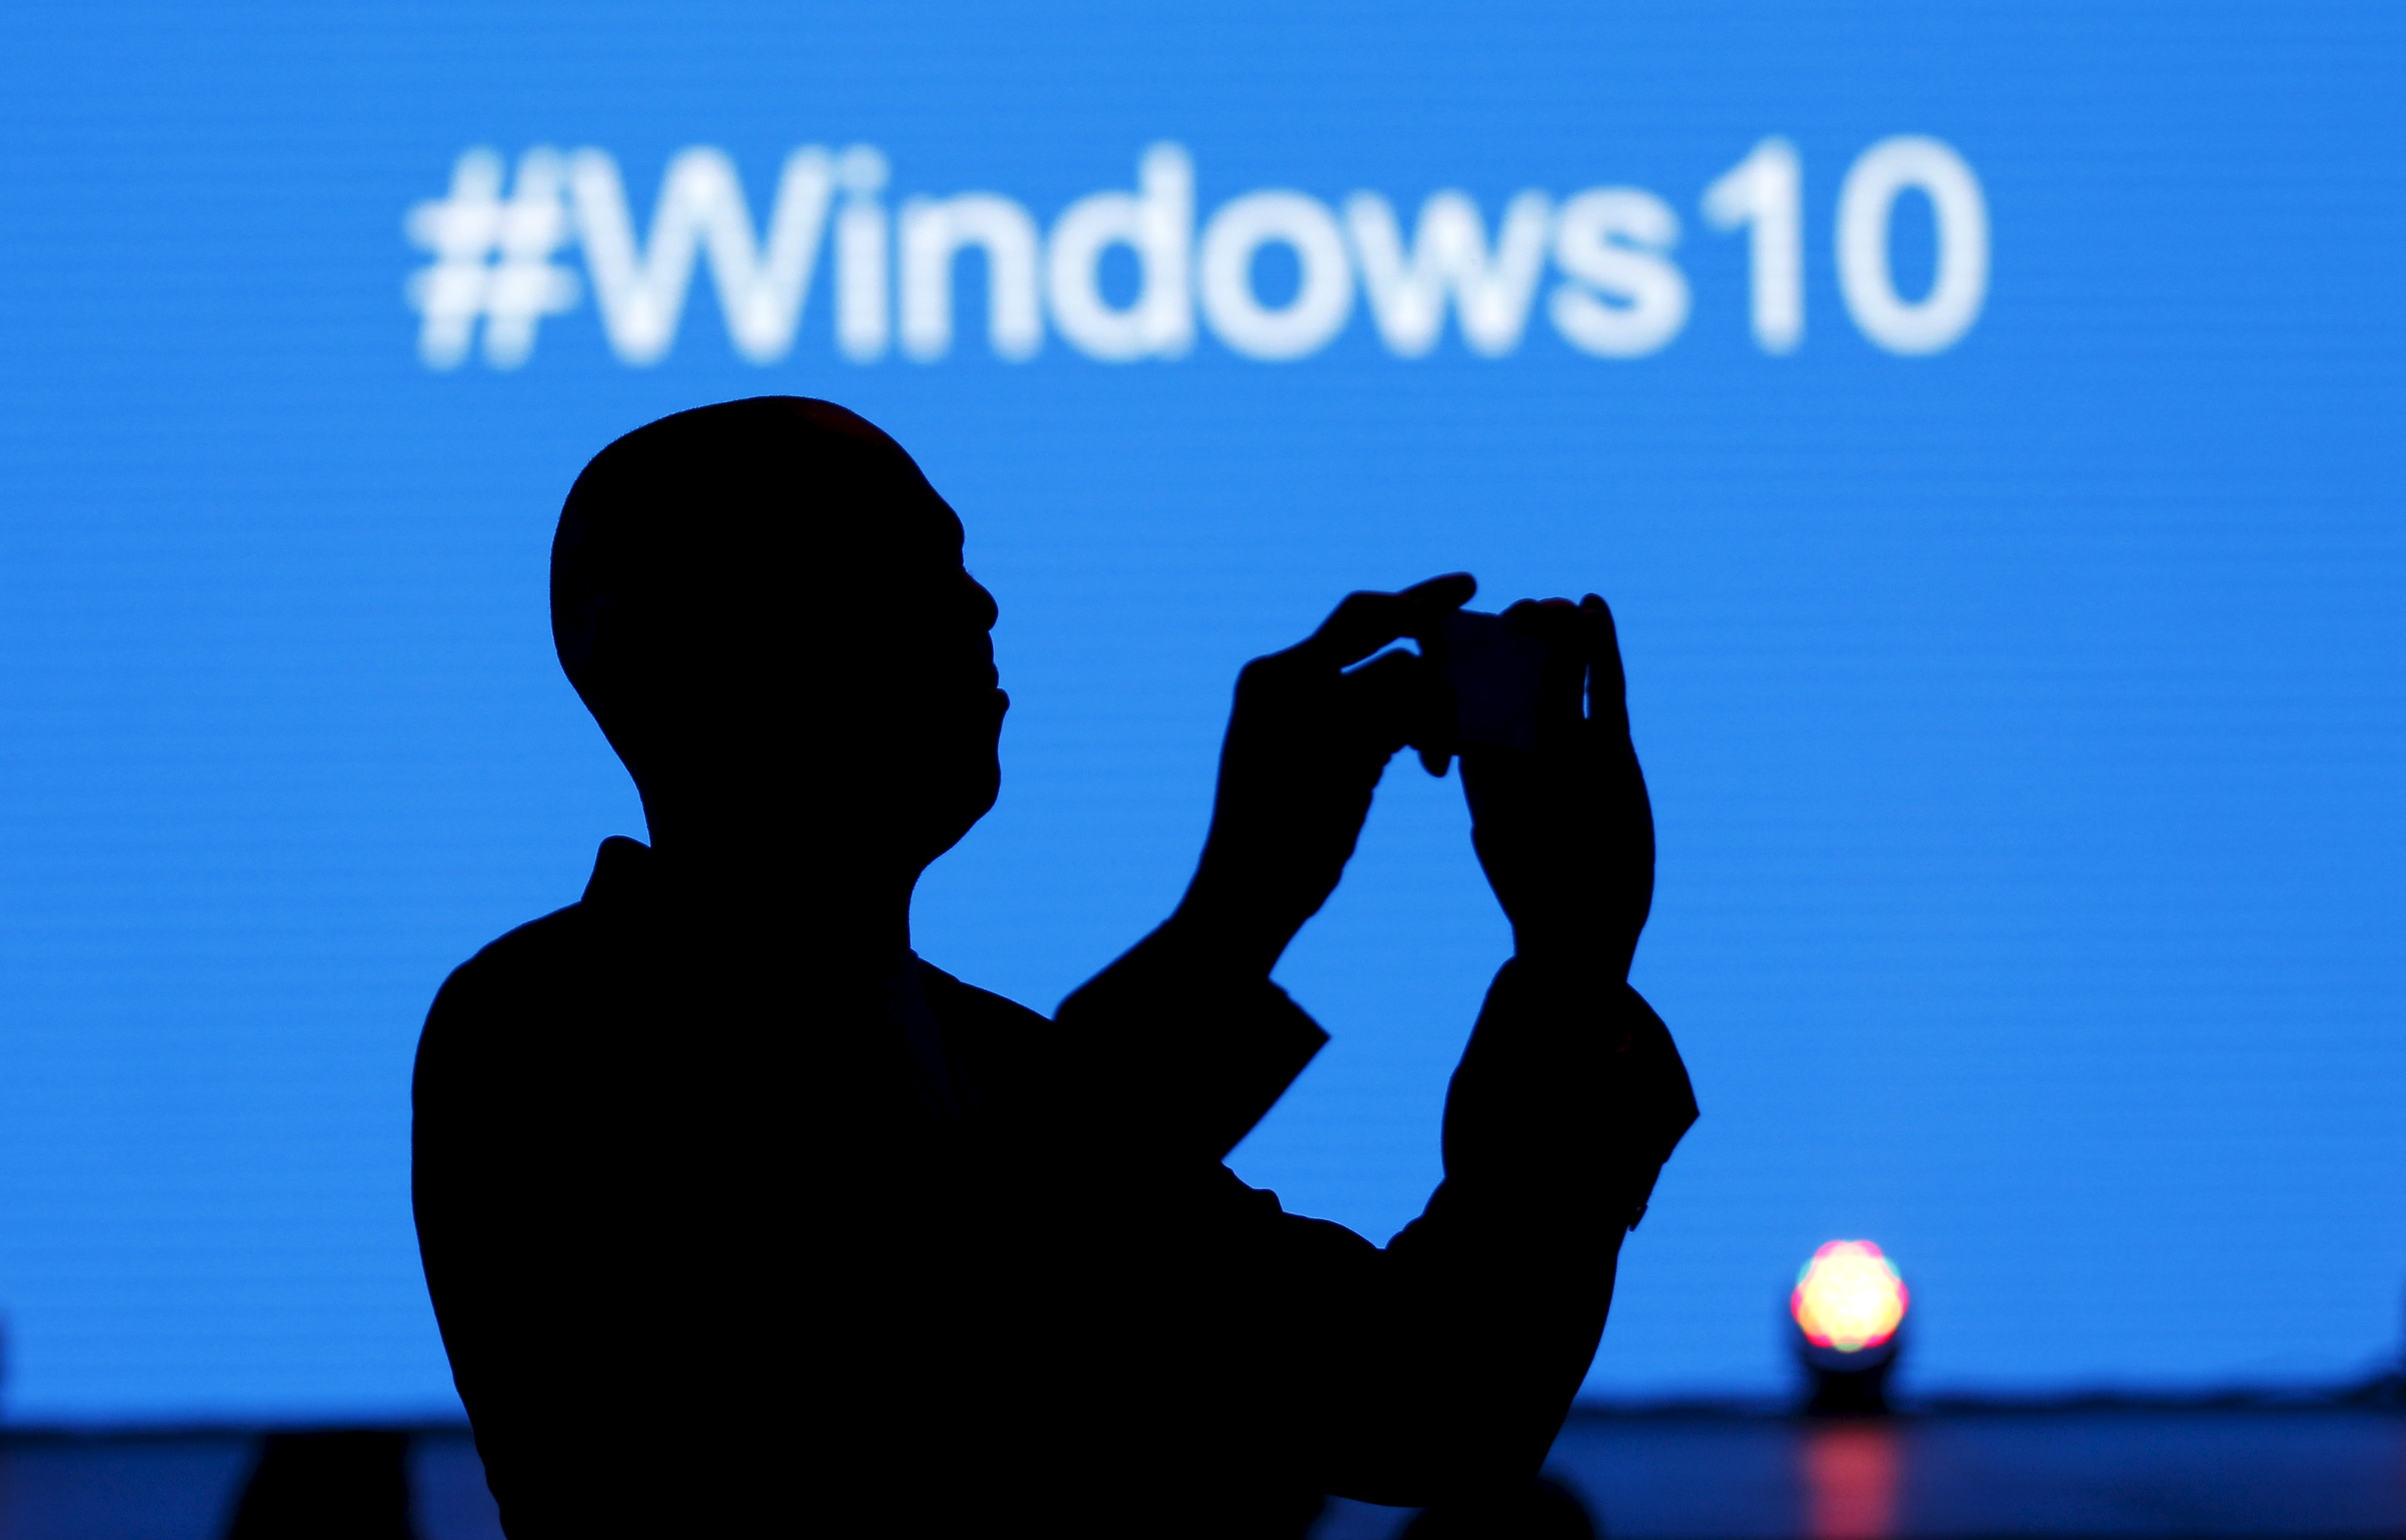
[1792,1241,1907,1415]
[1800,1420,1901,1539]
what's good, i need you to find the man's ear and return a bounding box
[553,580,612,687]
[564,615,661,784]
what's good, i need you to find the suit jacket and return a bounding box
[413,836,1696,1537]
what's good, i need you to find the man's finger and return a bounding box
[1337,648,1440,759]
[1583,593,1631,735]
[1398,572,1478,610]
[1294,574,1476,670]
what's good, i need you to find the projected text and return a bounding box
[405,138,1988,371]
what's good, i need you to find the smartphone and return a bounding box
[1439,609,1546,752]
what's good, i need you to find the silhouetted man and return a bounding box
[412,397,1696,1538]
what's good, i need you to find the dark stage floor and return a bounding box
[2,1401,2400,1538]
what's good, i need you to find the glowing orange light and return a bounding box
[1792,1240,1908,1352]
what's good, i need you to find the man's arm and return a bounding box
[1332,592,1695,1495]
[412,927,673,1540]
[1043,956,1691,1506]
[1053,585,1695,1504]
[1048,577,1474,1157]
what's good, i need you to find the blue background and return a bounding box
[1,2,2400,1423]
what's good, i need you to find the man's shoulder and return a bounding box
[425,837,646,1027]
[413,897,604,1111]
[433,900,596,1015]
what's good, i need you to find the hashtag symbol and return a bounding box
[405,148,583,369]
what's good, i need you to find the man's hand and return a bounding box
[1459,595,1654,979]
[1169,575,1476,976]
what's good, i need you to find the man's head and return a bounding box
[552,397,1005,872]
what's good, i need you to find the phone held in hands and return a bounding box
[1439,609,1546,754]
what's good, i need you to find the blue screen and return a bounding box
[1,1,2401,1423]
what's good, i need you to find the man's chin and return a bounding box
[911,772,1001,870]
